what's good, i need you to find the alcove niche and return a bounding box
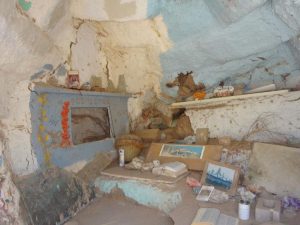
[29,84,131,170]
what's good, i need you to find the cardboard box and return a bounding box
[145,143,222,171]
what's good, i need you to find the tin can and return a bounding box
[119,149,125,167]
[239,200,250,220]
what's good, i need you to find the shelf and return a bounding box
[33,83,132,98]
[170,90,289,109]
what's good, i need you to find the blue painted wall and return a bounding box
[30,86,130,169]
[147,0,300,95]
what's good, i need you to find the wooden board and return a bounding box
[145,143,222,171]
[171,90,289,109]
[101,166,188,184]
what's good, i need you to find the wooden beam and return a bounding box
[170,90,289,109]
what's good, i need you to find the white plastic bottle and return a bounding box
[119,149,125,167]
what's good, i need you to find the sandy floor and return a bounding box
[66,169,300,225]
[65,196,174,225]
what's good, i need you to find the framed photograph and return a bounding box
[159,144,205,159]
[196,185,214,201]
[67,71,80,89]
[201,160,239,195]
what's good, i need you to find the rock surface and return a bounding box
[247,142,300,198]
[16,167,94,225]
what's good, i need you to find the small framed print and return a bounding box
[67,71,80,89]
[201,160,239,195]
[196,185,214,201]
[159,144,205,159]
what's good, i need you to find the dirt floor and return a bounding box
[65,168,300,225]
[65,196,174,225]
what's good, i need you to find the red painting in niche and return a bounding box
[61,101,71,147]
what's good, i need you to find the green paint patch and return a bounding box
[18,0,32,11]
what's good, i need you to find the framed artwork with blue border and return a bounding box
[200,160,239,195]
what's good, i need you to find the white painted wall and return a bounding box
[186,91,300,146]
[0,1,68,177]
[71,0,148,22]
[1,0,300,177]
[70,16,172,124]
[5,81,39,175]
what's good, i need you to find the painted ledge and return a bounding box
[170,90,290,109]
[32,83,132,98]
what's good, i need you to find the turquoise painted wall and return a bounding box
[147,0,300,95]
[96,178,182,213]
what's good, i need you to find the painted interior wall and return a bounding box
[0,0,299,173]
[0,0,299,172]
[30,85,130,173]
[0,0,300,222]
[187,91,300,146]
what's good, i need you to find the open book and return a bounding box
[191,208,239,225]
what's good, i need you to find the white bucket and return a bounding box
[239,200,250,220]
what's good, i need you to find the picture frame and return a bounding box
[196,185,214,201]
[159,144,205,159]
[67,70,80,89]
[200,160,239,195]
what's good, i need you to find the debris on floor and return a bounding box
[282,196,300,210]
[237,187,256,203]
[209,189,230,204]
[124,157,157,171]
[186,176,201,188]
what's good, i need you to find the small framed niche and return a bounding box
[71,107,113,145]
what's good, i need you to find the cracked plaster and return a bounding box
[1,0,300,176]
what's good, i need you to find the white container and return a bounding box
[119,149,125,167]
[239,200,250,220]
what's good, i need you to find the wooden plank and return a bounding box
[170,90,289,109]
[101,166,188,184]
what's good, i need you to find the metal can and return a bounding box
[119,149,125,167]
[239,200,250,220]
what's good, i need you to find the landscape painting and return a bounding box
[201,161,239,194]
[160,144,205,159]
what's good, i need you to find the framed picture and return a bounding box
[67,71,80,89]
[159,144,205,159]
[201,160,239,195]
[196,185,214,201]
